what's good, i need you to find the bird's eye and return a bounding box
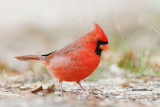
[95,40,109,55]
[97,40,108,45]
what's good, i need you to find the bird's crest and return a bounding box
[93,23,108,42]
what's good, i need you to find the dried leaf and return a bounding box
[121,83,134,88]
[31,85,43,93]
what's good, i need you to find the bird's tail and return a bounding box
[15,55,41,61]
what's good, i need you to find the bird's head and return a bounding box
[79,23,109,55]
[90,24,109,55]
[94,23,109,51]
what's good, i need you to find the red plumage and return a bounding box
[15,24,109,91]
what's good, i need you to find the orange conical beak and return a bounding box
[100,44,109,51]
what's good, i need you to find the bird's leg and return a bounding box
[77,81,85,91]
[59,80,63,93]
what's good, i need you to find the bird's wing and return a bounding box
[57,43,86,57]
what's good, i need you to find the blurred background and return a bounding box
[0,0,160,81]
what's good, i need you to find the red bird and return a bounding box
[15,24,109,91]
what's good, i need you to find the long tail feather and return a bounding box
[15,55,40,61]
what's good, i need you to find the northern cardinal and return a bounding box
[15,24,109,91]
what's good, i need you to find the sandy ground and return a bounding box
[0,72,160,107]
